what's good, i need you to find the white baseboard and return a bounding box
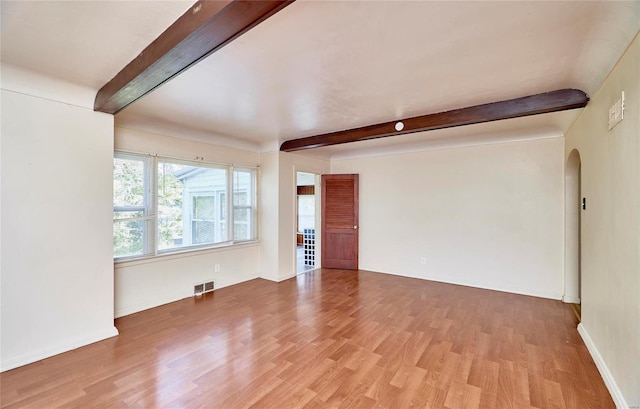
[259,272,298,283]
[115,294,186,318]
[365,268,563,300]
[1,326,119,372]
[275,272,298,282]
[578,323,629,409]
[562,295,581,304]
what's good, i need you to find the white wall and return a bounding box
[565,33,639,408]
[259,151,329,282]
[115,243,260,317]
[564,150,581,304]
[1,83,117,371]
[279,152,329,279]
[331,137,565,299]
[113,127,262,317]
[115,127,260,167]
[259,151,281,281]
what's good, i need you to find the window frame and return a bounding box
[232,167,257,243]
[113,153,154,258]
[113,151,258,262]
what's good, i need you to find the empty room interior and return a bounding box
[1,1,639,408]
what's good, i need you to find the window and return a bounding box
[233,169,256,241]
[297,195,315,232]
[113,155,151,258]
[157,161,228,251]
[113,152,257,260]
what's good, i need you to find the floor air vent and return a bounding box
[194,280,215,296]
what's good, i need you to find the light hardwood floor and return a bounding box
[1,269,613,408]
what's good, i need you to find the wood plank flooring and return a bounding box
[1,269,613,408]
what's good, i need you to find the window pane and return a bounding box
[193,221,215,244]
[233,169,255,242]
[114,157,145,207]
[194,196,214,220]
[234,208,250,241]
[114,219,145,258]
[193,196,215,244]
[298,195,315,231]
[233,171,252,205]
[114,155,149,259]
[234,191,248,206]
[157,162,228,250]
[219,192,227,240]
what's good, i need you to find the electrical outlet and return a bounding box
[420,257,427,265]
[214,264,220,273]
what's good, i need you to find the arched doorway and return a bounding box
[564,149,582,317]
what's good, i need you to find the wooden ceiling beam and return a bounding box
[280,89,589,152]
[94,0,294,114]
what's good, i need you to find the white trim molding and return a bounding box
[562,295,581,304]
[578,323,630,409]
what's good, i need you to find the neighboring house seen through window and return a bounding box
[113,152,257,260]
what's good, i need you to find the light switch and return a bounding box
[608,91,625,130]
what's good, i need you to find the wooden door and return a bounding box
[321,174,359,269]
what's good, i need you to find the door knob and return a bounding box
[354,226,358,230]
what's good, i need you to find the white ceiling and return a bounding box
[1,1,193,90]
[2,1,639,159]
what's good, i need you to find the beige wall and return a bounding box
[115,127,260,167]
[115,243,260,317]
[279,152,329,279]
[258,151,280,281]
[113,127,262,317]
[565,33,639,408]
[331,137,565,300]
[1,87,117,371]
[259,151,329,282]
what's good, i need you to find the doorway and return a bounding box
[565,149,582,320]
[296,171,318,274]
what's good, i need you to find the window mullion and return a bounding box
[228,165,234,243]
[147,156,158,256]
[253,168,259,241]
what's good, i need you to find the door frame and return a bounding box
[564,149,581,304]
[293,167,323,274]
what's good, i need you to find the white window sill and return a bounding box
[114,240,260,268]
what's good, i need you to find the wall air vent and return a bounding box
[194,281,215,296]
